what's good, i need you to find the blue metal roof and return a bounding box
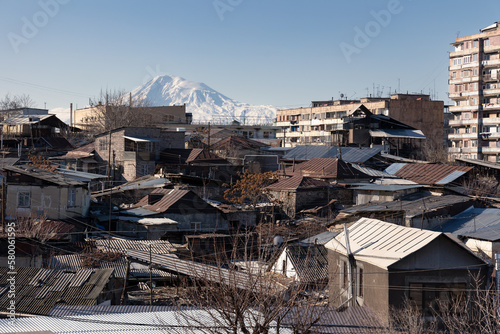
[435,170,468,185]
[384,163,407,175]
[282,145,382,163]
[438,207,500,241]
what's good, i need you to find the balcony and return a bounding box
[449,91,479,99]
[449,48,479,58]
[480,132,500,140]
[481,147,500,154]
[448,133,479,140]
[481,59,500,67]
[483,88,500,96]
[448,76,479,85]
[483,104,500,110]
[448,119,479,127]
[461,147,480,154]
[123,151,156,161]
[448,147,462,153]
[482,117,500,125]
[449,105,480,112]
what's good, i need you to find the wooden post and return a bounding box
[120,258,131,305]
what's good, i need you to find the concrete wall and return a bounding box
[6,184,90,220]
[271,249,298,280]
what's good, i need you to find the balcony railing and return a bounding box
[482,117,500,125]
[448,119,479,126]
[448,133,479,140]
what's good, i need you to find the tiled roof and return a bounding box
[384,163,473,185]
[266,175,331,191]
[284,158,371,180]
[0,267,113,316]
[211,135,269,150]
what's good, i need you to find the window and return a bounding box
[342,261,348,289]
[473,68,478,76]
[99,138,108,151]
[18,192,30,208]
[140,164,149,176]
[358,267,364,298]
[463,55,471,64]
[452,72,456,79]
[484,39,490,47]
[472,53,478,62]
[191,222,201,232]
[67,188,76,207]
[473,40,478,48]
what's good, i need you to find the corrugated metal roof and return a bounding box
[1,113,55,125]
[94,238,175,254]
[56,169,107,181]
[0,309,293,334]
[348,163,398,178]
[127,249,287,293]
[266,175,331,191]
[285,244,328,283]
[49,304,177,317]
[49,254,172,279]
[132,188,192,213]
[352,184,423,192]
[455,157,500,171]
[341,194,473,219]
[301,231,338,245]
[384,163,473,185]
[282,145,382,163]
[0,267,113,316]
[369,129,425,139]
[284,158,371,180]
[325,218,441,269]
[2,165,85,186]
[384,163,407,175]
[281,306,384,334]
[435,170,469,185]
[438,207,500,241]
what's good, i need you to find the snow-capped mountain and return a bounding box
[129,75,276,124]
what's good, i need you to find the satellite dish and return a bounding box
[340,93,344,99]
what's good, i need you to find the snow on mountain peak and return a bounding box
[130,74,276,124]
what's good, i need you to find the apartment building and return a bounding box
[448,22,500,162]
[276,94,443,149]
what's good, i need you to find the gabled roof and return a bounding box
[56,142,95,159]
[284,158,371,180]
[266,175,331,191]
[282,145,382,163]
[326,218,446,269]
[2,165,85,186]
[128,188,213,215]
[185,148,228,164]
[0,113,61,125]
[211,135,269,150]
[384,163,473,185]
[438,207,500,242]
[160,148,228,164]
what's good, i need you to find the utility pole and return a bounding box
[149,243,153,306]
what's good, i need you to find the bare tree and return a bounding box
[87,89,152,133]
[0,93,35,110]
[165,233,331,334]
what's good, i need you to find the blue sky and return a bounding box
[0,0,499,120]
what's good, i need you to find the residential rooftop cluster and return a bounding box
[2,21,500,334]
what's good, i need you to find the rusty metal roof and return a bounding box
[284,158,371,180]
[266,175,331,191]
[211,135,269,150]
[384,163,473,185]
[132,188,192,213]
